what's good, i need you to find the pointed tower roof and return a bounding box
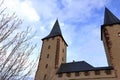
[104,7,120,25]
[42,19,62,39]
[42,19,68,46]
[101,7,120,40]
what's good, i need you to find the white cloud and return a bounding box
[20,0,40,22]
[59,0,106,21]
[3,0,40,22]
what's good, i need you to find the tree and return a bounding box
[0,0,37,80]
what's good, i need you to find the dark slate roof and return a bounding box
[43,19,62,39]
[104,7,120,25]
[57,61,113,74]
[42,19,68,46]
[57,61,93,73]
[101,7,120,40]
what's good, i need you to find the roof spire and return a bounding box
[50,19,62,36]
[42,19,62,39]
[42,19,68,46]
[104,7,120,25]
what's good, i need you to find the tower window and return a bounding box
[45,64,48,68]
[63,49,64,53]
[44,74,46,80]
[62,57,64,61]
[47,54,49,58]
[46,39,49,41]
[48,45,51,49]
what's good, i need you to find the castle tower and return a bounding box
[35,20,68,80]
[101,7,120,78]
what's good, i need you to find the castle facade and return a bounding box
[35,8,120,80]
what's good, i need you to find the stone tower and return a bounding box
[35,20,68,80]
[101,7,120,78]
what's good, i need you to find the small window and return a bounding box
[66,73,71,77]
[48,45,51,49]
[58,73,63,77]
[62,57,64,61]
[95,70,100,75]
[44,74,46,80]
[45,64,48,68]
[63,49,64,53]
[75,72,80,76]
[84,71,89,76]
[105,70,111,75]
[46,39,49,41]
[47,54,49,58]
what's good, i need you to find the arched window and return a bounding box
[45,64,48,68]
[43,74,46,80]
[48,45,51,49]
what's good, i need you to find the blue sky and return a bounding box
[2,0,120,68]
